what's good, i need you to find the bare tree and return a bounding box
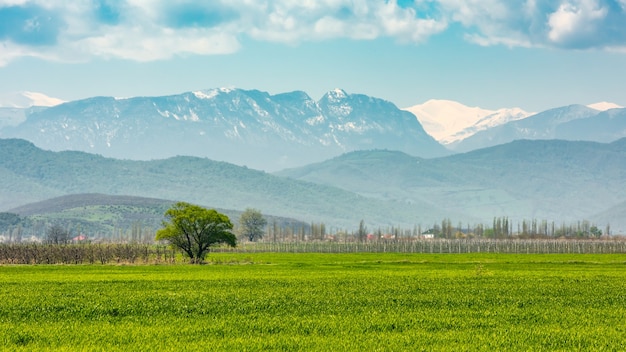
[357,220,367,242]
[46,224,71,245]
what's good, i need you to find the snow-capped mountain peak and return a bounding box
[193,90,219,100]
[403,99,532,144]
[192,87,236,100]
[326,88,348,101]
[0,91,65,108]
[587,102,623,111]
[1,88,448,171]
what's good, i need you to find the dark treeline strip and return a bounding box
[0,244,179,265]
[2,239,626,264]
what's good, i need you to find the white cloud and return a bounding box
[78,28,240,62]
[547,0,608,46]
[435,0,626,50]
[0,0,29,5]
[0,0,449,65]
[0,0,625,66]
[379,2,447,43]
[244,0,446,43]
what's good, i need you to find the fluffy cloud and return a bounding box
[547,1,606,46]
[436,0,626,50]
[0,0,448,65]
[242,0,446,43]
[0,0,625,66]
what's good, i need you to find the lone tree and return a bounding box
[238,208,267,242]
[156,202,236,263]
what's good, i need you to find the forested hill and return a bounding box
[4,137,625,231]
[7,194,174,217]
[276,138,626,232]
[2,193,309,238]
[0,138,453,228]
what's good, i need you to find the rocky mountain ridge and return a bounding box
[0,88,447,171]
[2,88,625,163]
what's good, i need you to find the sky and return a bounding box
[1,0,626,112]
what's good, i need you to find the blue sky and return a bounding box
[1,0,625,111]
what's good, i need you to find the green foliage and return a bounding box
[0,254,625,351]
[1,193,307,242]
[156,202,236,263]
[238,208,267,242]
[0,139,458,228]
[276,140,626,229]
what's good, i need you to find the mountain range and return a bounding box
[0,88,447,171]
[277,138,626,233]
[449,104,626,152]
[403,99,532,145]
[0,138,449,229]
[403,99,625,149]
[1,137,625,233]
[1,89,625,169]
[0,91,65,109]
[1,88,625,234]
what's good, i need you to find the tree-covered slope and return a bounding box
[0,139,449,228]
[277,139,626,227]
[3,193,309,238]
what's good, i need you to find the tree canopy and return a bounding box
[155,202,236,263]
[238,208,267,242]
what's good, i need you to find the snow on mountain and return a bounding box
[587,102,623,111]
[0,91,65,108]
[1,88,448,171]
[403,99,532,144]
[449,104,602,153]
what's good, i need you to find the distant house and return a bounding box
[72,234,87,242]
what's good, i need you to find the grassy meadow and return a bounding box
[1,253,625,351]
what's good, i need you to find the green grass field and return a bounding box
[1,253,625,351]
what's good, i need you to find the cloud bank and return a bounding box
[0,0,625,66]
[438,0,626,50]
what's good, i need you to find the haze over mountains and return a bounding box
[1,138,625,233]
[449,104,626,152]
[0,138,451,229]
[1,88,625,233]
[403,99,625,149]
[403,100,532,145]
[276,138,626,232]
[0,91,65,109]
[1,88,624,168]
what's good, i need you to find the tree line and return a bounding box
[0,202,620,264]
[0,211,615,246]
